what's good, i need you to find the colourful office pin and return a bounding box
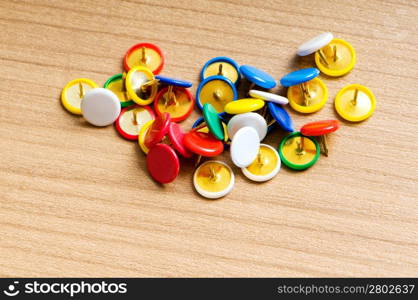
[315,39,355,77]
[138,120,154,154]
[196,75,238,114]
[115,105,155,141]
[184,130,224,158]
[144,112,171,149]
[267,102,294,132]
[240,65,277,89]
[301,120,339,156]
[154,86,194,122]
[123,42,164,74]
[335,84,376,122]
[227,112,267,141]
[155,75,192,88]
[146,144,180,184]
[280,68,328,114]
[224,98,265,114]
[230,127,260,168]
[203,103,225,141]
[297,32,334,56]
[168,122,193,158]
[61,78,98,115]
[125,66,159,105]
[279,132,320,171]
[297,32,356,77]
[80,88,121,127]
[192,117,230,145]
[193,160,234,199]
[249,90,289,105]
[104,73,135,108]
[242,144,281,182]
[200,56,241,85]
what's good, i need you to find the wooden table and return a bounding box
[0,0,417,277]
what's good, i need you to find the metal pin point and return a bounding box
[218,63,223,76]
[321,135,329,157]
[140,46,146,64]
[352,88,359,106]
[318,49,329,66]
[78,82,84,98]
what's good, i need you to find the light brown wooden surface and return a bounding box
[0,0,417,277]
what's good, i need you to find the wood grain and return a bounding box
[0,0,417,277]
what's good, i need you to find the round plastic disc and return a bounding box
[249,90,289,105]
[138,120,154,154]
[267,102,294,132]
[154,86,194,122]
[61,78,98,115]
[300,120,339,136]
[280,68,320,87]
[242,144,281,182]
[144,112,171,148]
[115,105,155,140]
[184,130,224,157]
[81,88,121,126]
[125,66,157,105]
[123,42,164,74]
[203,103,225,140]
[315,38,356,77]
[146,144,179,184]
[287,77,328,113]
[168,122,193,158]
[335,84,375,122]
[227,112,267,141]
[297,32,334,56]
[200,56,241,85]
[230,127,260,168]
[155,75,192,88]
[193,160,234,199]
[104,73,135,108]
[240,65,276,89]
[279,132,320,171]
[224,98,265,114]
[196,75,238,113]
[192,117,230,145]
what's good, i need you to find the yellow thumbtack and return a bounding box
[335,84,376,122]
[125,66,158,105]
[315,39,355,77]
[61,78,98,115]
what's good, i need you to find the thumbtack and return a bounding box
[280,68,328,114]
[242,144,281,182]
[193,160,234,199]
[61,78,98,115]
[335,84,376,122]
[200,56,241,85]
[196,75,238,114]
[279,132,320,171]
[300,120,339,156]
[123,42,164,74]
